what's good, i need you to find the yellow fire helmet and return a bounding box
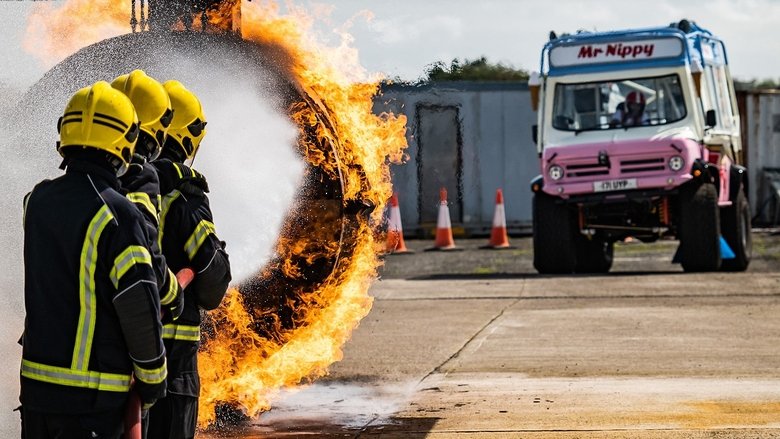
[111,69,173,159]
[57,81,140,166]
[163,80,207,160]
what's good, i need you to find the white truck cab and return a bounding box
[529,20,750,273]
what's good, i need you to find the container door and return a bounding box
[416,104,463,225]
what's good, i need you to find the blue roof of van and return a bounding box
[542,21,727,76]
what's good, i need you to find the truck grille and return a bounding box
[565,162,609,178]
[561,157,670,180]
[620,158,666,174]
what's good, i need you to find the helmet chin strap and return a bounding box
[108,155,128,177]
[135,133,159,162]
[56,141,70,170]
[186,148,198,167]
[182,137,199,167]
[116,163,129,177]
[160,137,190,164]
[149,142,162,161]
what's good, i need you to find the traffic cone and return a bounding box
[482,189,511,249]
[386,193,413,254]
[427,187,459,251]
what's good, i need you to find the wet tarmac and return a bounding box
[202,231,780,438]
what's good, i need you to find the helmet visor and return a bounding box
[155,129,166,148]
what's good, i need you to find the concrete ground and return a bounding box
[210,231,780,438]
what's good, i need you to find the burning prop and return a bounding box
[20,0,407,430]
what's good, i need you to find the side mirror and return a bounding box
[705,109,717,128]
[532,124,538,145]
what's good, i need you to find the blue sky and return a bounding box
[2,0,779,88]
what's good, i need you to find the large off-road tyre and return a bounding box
[533,193,577,274]
[575,237,614,273]
[720,187,752,271]
[678,182,721,272]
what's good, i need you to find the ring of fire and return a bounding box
[16,24,406,429]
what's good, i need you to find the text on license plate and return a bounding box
[593,179,637,192]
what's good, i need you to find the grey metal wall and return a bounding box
[375,82,539,236]
[743,90,780,223]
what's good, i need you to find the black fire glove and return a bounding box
[134,378,167,410]
[119,161,145,188]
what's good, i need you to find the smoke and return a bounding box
[0,38,302,438]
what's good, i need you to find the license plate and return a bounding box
[593,178,637,192]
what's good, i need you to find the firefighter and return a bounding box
[111,69,184,324]
[146,80,231,439]
[20,81,167,438]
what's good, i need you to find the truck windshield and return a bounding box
[552,74,686,132]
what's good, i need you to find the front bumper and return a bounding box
[542,173,695,199]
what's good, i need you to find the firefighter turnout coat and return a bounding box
[21,157,167,414]
[153,159,231,397]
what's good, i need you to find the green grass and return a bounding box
[473,267,496,275]
[752,233,780,260]
[613,240,677,256]
[509,249,532,257]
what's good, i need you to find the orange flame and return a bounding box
[25,0,408,430]
[197,1,407,426]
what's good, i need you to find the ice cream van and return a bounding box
[529,20,750,273]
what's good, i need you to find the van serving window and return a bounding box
[552,74,686,133]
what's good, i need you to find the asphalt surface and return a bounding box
[205,231,780,438]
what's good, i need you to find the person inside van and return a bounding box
[610,91,649,127]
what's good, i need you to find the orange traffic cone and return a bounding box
[427,187,459,251]
[386,193,413,254]
[482,189,512,249]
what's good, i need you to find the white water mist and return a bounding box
[166,56,303,282]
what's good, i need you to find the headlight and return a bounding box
[669,155,684,172]
[548,165,564,181]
